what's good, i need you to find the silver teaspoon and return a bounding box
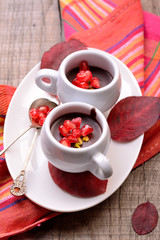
[9,98,58,196]
[0,98,58,156]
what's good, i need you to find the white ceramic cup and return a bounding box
[40,102,113,180]
[35,49,121,112]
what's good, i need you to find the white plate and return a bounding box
[4,52,143,212]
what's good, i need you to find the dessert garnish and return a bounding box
[71,60,101,89]
[29,105,52,126]
[58,117,93,148]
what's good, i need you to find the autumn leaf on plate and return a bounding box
[48,162,108,198]
[40,39,87,70]
[107,96,160,141]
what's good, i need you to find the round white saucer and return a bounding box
[4,52,143,212]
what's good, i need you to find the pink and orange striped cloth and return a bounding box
[0,0,160,238]
[61,0,160,96]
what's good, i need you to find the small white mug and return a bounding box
[40,102,113,180]
[35,49,121,112]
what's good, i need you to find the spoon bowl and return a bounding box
[29,98,58,128]
[0,98,58,156]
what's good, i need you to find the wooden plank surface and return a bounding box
[0,0,62,86]
[0,0,159,239]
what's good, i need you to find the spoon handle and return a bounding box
[23,129,38,171]
[10,130,38,196]
[0,125,32,156]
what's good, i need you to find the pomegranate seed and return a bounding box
[72,128,82,138]
[38,105,50,114]
[72,78,81,87]
[38,117,46,126]
[38,112,46,119]
[29,108,39,119]
[59,137,71,147]
[90,77,101,89]
[67,135,78,143]
[81,124,93,136]
[79,61,89,71]
[71,117,82,128]
[59,124,69,136]
[47,109,52,115]
[79,81,89,89]
[29,105,52,127]
[76,70,92,82]
[64,120,76,131]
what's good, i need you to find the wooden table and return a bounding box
[0,0,159,239]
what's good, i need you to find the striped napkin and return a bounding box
[0,0,160,238]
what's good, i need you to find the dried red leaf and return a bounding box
[107,96,160,141]
[48,162,108,198]
[40,39,87,70]
[133,119,160,168]
[132,202,158,235]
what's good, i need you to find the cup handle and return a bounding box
[35,69,58,95]
[89,152,113,180]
